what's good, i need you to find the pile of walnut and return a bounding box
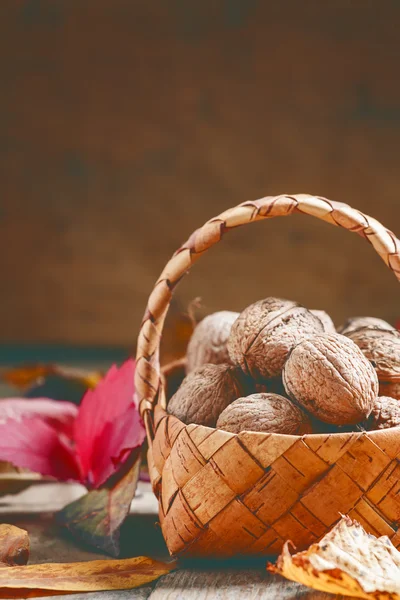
[167,298,400,435]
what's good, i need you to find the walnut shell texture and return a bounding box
[186,311,239,372]
[338,316,394,336]
[346,327,400,382]
[216,393,313,435]
[167,363,244,427]
[379,380,400,401]
[311,310,336,334]
[363,396,400,430]
[283,333,378,425]
[228,298,324,379]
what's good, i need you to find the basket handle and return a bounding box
[135,194,400,428]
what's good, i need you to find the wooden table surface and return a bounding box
[1,480,342,599]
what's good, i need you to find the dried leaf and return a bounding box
[0,360,146,554]
[268,516,400,599]
[0,525,29,566]
[0,555,175,596]
[2,365,101,392]
[4,365,102,407]
[57,450,141,557]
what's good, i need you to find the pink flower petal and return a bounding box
[0,398,78,437]
[74,359,144,486]
[0,416,82,481]
[89,404,146,488]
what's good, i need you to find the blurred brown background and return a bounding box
[1,0,400,348]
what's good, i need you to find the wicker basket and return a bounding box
[135,194,400,558]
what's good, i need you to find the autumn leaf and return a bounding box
[0,359,146,555]
[2,364,102,406]
[268,516,400,599]
[0,525,29,566]
[0,359,146,488]
[0,416,82,482]
[0,398,78,437]
[73,359,145,488]
[57,449,141,557]
[0,555,175,597]
[2,365,101,392]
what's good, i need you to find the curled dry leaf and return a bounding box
[0,555,175,596]
[268,516,400,599]
[0,524,29,566]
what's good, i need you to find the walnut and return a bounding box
[186,311,239,372]
[379,380,400,401]
[363,396,400,430]
[282,333,378,425]
[227,298,324,379]
[167,363,245,427]
[345,327,400,382]
[338,316,394,336]
[311,310,336,334]
[216,393,313,435]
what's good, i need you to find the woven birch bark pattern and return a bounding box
[135,194,400,557]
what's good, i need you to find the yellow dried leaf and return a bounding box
[2,365,101,391]
[0,556,175,598]
[268,516,400,599]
